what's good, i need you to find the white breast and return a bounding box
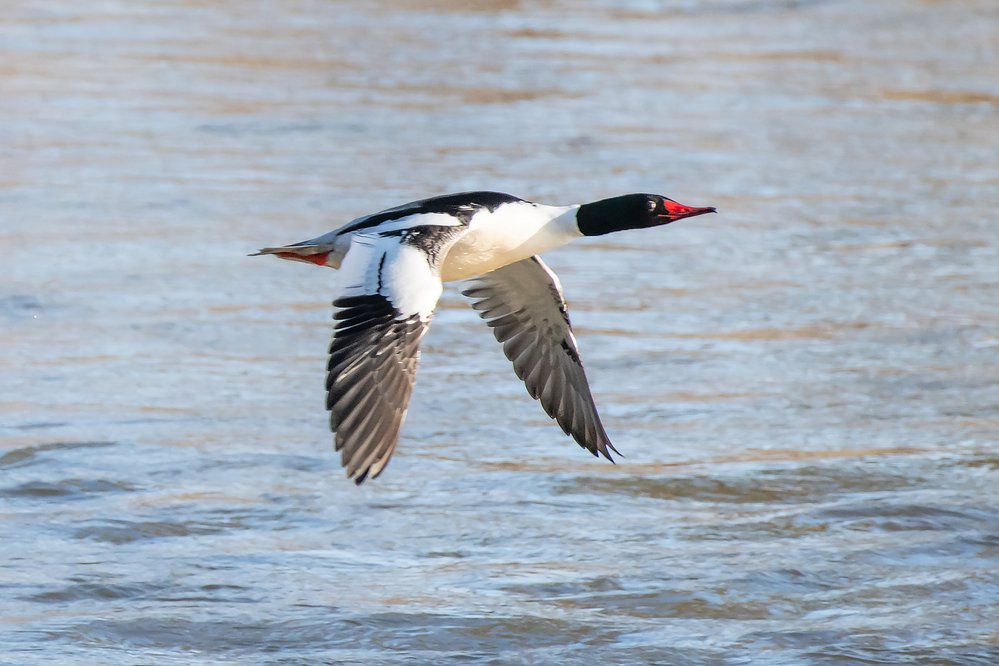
[440,203,579,281]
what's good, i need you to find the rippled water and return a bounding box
[3,0,998,663]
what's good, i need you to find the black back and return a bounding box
[339,191,525,235]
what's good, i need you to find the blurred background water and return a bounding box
[2,0,998,663]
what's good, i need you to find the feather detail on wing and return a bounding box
[327,226,464,483]
[461,256,619,460]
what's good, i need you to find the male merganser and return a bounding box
[254,191,715,484]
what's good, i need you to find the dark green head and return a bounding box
[576,193,716,237]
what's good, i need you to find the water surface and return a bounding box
[2,0,998,663]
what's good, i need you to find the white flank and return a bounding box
[440,202,580,281]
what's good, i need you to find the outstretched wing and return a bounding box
[327,224,464,483]
[461,256,619,460]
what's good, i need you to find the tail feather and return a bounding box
[249,242,330,257]
[249,241,335,267]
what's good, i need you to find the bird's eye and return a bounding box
[647,200,658,212]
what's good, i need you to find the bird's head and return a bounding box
[576,193,716,237]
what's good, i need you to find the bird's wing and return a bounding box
[327,223,465,483]
[461,256,618,460]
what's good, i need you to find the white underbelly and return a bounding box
[328,228,543,280]
[439,226,561,281]
[439,204,579,281]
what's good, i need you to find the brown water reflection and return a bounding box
[3,0,999,663]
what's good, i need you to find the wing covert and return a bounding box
[327,227,463,483]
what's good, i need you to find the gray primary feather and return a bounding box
[327,294,429,484]
[462,256,618,460]
[324,225,466,484]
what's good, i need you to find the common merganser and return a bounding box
[254,191,716,484]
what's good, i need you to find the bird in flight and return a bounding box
[254,191,716,484]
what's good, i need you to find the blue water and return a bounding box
[2,0,998,663]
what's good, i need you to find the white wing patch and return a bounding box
[326,227,467,483]
[336,227,457,319]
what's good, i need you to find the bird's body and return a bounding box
[440,202,579,281]
[269,192,580,280]
[254,191,715,483]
